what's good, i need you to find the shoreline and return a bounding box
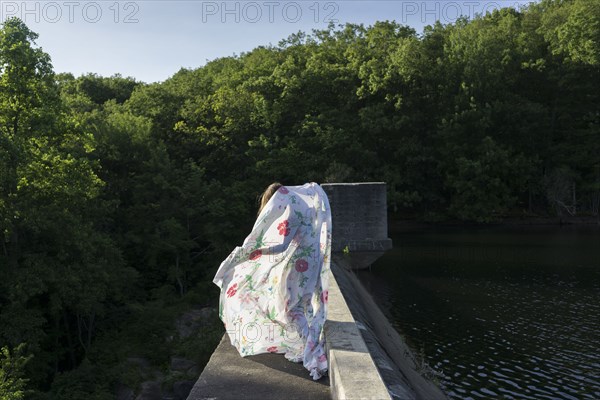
[388,215,600,232]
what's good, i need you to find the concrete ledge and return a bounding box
[324,262,392,400]
[188,259,396,400]
[337,239,393,252]
[187,332,329,399]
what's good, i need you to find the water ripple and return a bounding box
[361,227,600,400]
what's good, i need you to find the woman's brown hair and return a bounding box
[257,182,283,216]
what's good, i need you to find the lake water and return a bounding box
[358,225,600,400]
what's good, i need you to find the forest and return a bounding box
[0,0,598,397]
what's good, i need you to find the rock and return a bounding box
[125,357,164,381]
[135,381,162,400]
[115,383,135,400]
[172,380,195,400]
[126,357,152,371]
[170,357,197,373]
[174,307,215,338]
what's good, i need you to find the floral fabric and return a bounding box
[213,182,332,380]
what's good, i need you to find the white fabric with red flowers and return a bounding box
[213,182,332,380]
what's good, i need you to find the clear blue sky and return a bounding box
[1,0,537,83]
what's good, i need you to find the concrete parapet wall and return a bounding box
[324,261,393,400]
[331,257,447,400]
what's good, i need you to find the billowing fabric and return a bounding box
[213,182,332,380]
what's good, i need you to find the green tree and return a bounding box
[1,17,131,388]
[0,344,32,400]
[0,17,57,269]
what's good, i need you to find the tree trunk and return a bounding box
[77,312,96,354]
[54,316,60,374]
[87,312,95,351]
[8,228,18,269]
[572,182,577,215]
[7,111,21,269]
[62,311,77,369]
[528,184,533,214]
[175,253,185,297]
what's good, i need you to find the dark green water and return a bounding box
[359,225,600,400]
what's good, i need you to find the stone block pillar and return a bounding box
[321,182,393,269]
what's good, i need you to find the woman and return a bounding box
[212,182,332,380]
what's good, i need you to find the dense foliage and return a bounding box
[0,0,598,396]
